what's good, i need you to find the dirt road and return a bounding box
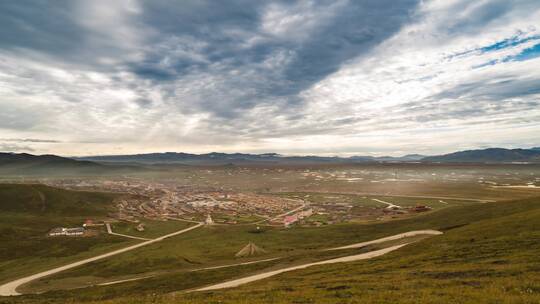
[0,223,203,297]
[326,230,442,250]
[371,198,401,209]
[190,258,280,272]
[195,244,408,291]
[271,190,495,203]
[106,223,151,241]
[94,257,281,288]
[194,230,442,292]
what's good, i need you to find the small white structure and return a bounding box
[136,223,145,231]
[48,227,85,237]
[205,214,214,225]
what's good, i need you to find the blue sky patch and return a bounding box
[511,43,540,61]
[479,35,540,53]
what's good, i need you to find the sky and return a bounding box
[0,0,539,157]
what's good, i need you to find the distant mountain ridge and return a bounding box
[421,147,540,163]
[76,152,427,165]
[1,147,539,175]
[0,152,139,175]
[77,147,540,164]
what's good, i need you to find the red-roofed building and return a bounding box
[284,215,298,227]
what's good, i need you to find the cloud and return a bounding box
[0,0,539,156]
[0,143,34,152]
[0,138,61,143]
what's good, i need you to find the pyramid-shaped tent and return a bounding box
[235,242,266,258]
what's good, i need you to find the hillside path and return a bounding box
[0,223,203,296]
[195,244,407,292]
[193,230,442,292]
[106,223,151,241]
[326,230,442,250]
[371,198,401,209]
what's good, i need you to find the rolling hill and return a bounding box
[0,153,143,176]
[177,196,540,304]
[0,184,129,286]
[422,147,540,163]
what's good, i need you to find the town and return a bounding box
[42,177,436,238]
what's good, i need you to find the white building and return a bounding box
[48,227,85,237]
[205,214,214,225]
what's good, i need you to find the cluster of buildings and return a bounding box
[41,178,308,226]
[109,183,305,224]
[49,219,106,237]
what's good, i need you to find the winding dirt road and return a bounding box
[195,244,408,292]
[326,230,442,250]
[372,198,402,209]
[1,226,441,296]
[194,230,442,292]
[105,223,151,241]
[0,223,203,297]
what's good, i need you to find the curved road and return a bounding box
[0,222,203,296]
[105,223,152,241]
[1,227,440,296]
[371,198,402,209]
[270,190,495,203]
[195,230,442,292]
[95,257,281,287]
[326,229,442,250]
[195,244,408,292]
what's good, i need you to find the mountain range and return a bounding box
[1,147,539,175]
[75,152,427,165]
[422,147,540,163]
[76,147,540,165]
[0,153,138,176]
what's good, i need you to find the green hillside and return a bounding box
[106,197,540,303]
[0,184,115,216]
[0,153,146,176]
[3,196,539,303]
[0,184,132,285]
[179,199,540,304]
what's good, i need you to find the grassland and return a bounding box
[171,198,540,304]
[9,195,533,304]
[0,184,134,284]
[1,167,540,304]
[2,195,538,304]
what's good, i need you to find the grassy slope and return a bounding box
[35,199,472,282]
[0,184,132,283]
[3,196,539,303]
[0,183,115,215]
[170,197,540,304]
[110,219,193,239]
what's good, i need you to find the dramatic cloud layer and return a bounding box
[0,0,539,156]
